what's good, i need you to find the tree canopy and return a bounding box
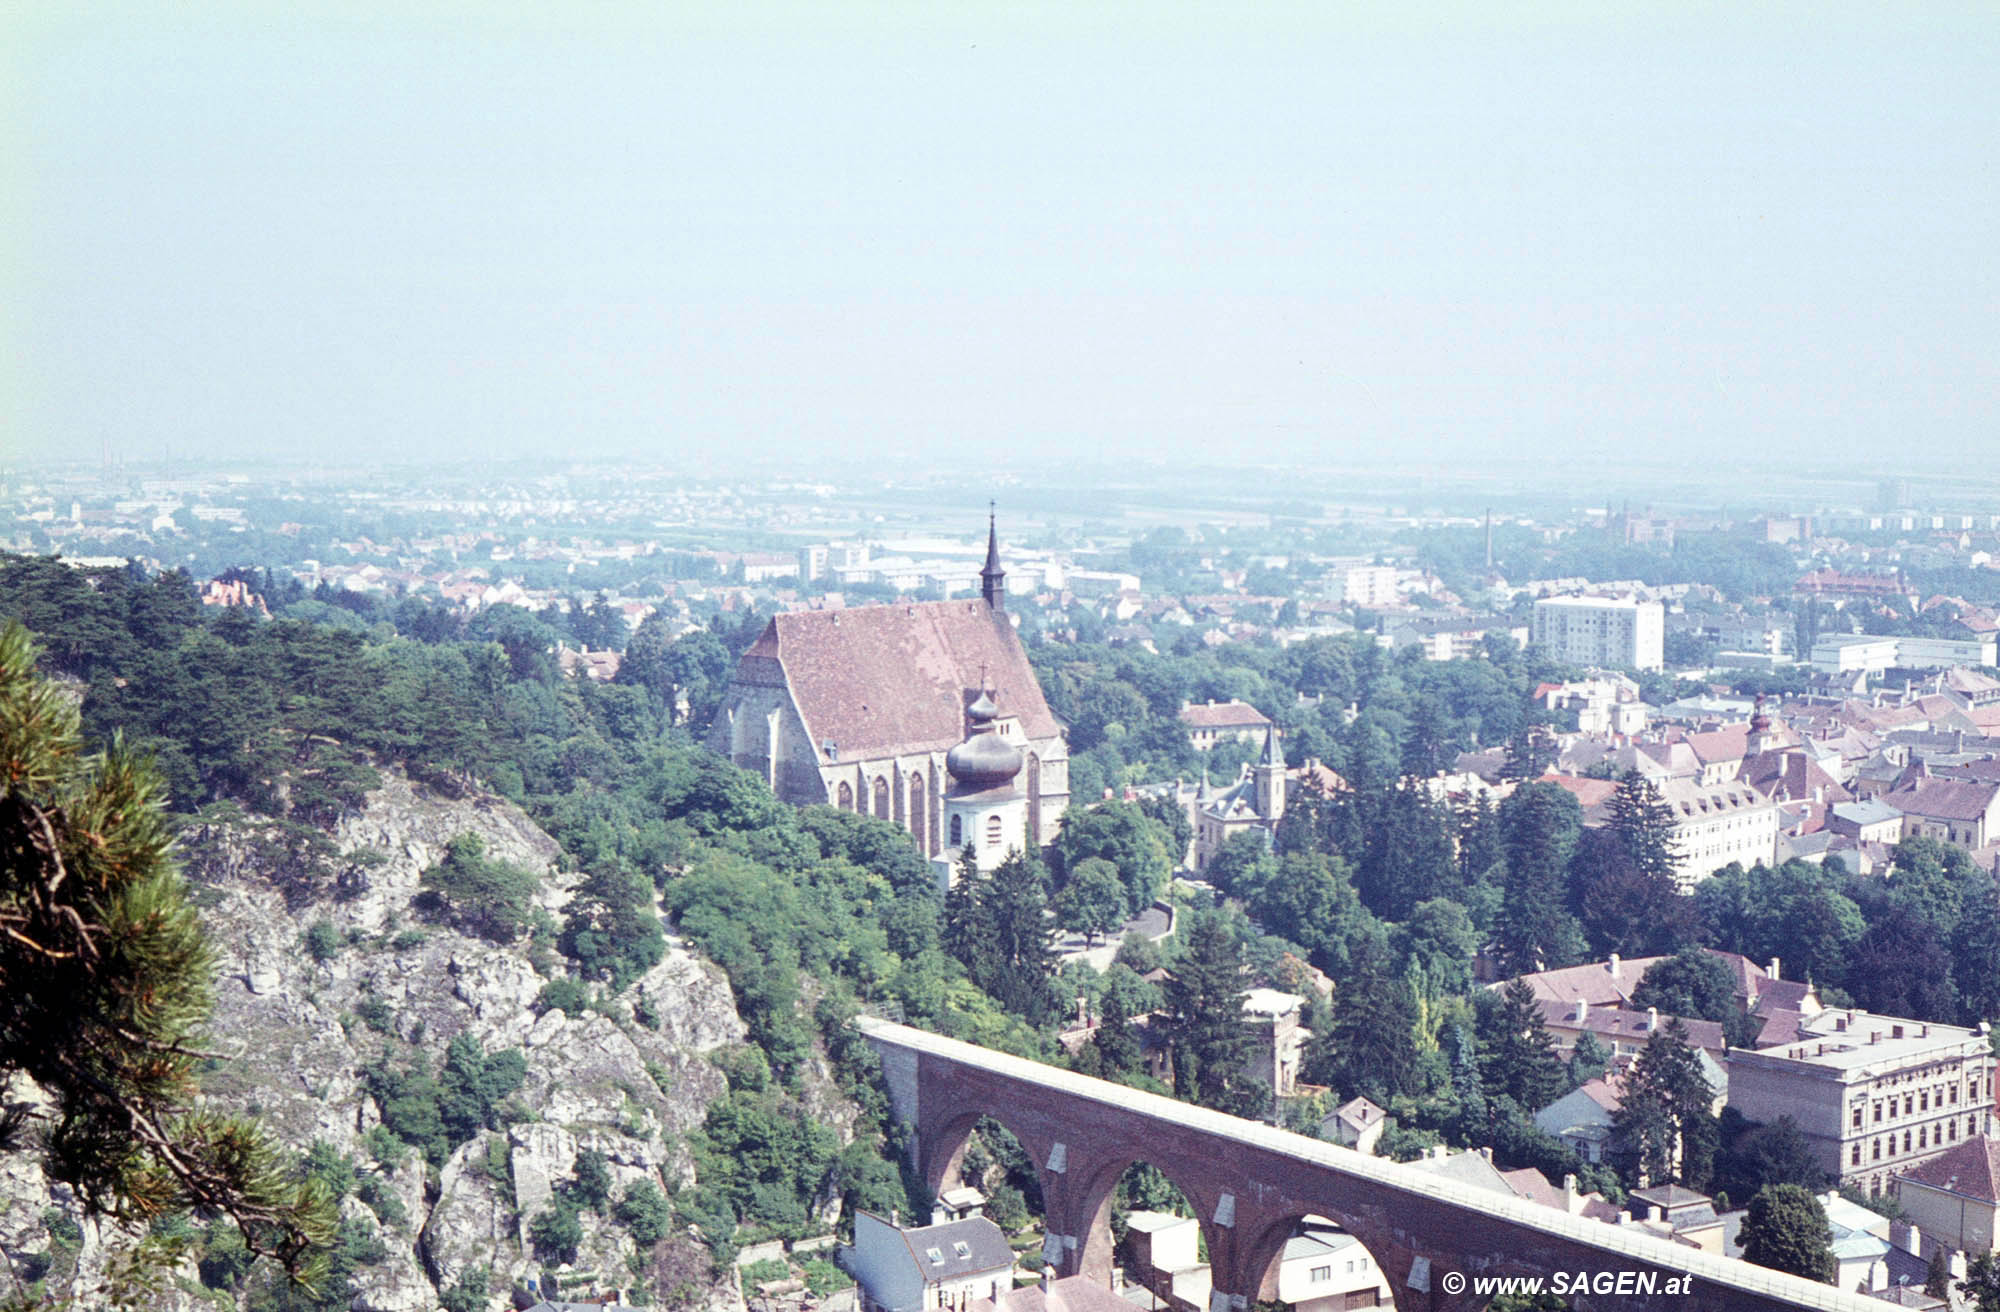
[1739,1184,1835,1283]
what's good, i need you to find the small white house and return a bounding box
[845,1211,1016,1312]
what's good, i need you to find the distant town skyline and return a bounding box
[10,2,1997,475]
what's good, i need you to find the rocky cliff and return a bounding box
[1,767,751,1312]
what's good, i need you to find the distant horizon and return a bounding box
[14,448,2000,524]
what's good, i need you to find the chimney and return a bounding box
[1609,952,1622,979]
[1769,957,1781,981]
[1574,1000,1589,1023]
[1040,1269,1052,1295]
[1646,1006,1659,1032]
[1564,1174,1582,1215]
[1900,1222,1924,1257]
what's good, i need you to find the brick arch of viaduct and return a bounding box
[862,1019,1880,1312]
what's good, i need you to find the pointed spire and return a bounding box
[1261,724,1283,767]
[980,502,1006,612]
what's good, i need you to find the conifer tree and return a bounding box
[1090,986,1141,1077]
[941,846,996,984]
[1162,910,1255,1112]
[1321,937,1424,1105]
[0,621,335,1286]
[1606,770,1683,882]
[1611,1016,1718,1189]
[986,852,1058,1024]
[1479,978,1568,1112]
[1495,781,1586,974]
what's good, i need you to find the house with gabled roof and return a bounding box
[844,1210,1016,1312]
[1535,1075,1625,1165]
[1178,698,1275,749]
[1884,776,2000,848]
[1895,1134,2000,1253]
[1654,777,1780,887]
[1319,1096,1386,1156]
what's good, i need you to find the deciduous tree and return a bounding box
[1739,1184,1835,1283]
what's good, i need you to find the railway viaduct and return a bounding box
[859,1018,1887,1312]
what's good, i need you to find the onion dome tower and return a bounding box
[946,691,1023,793]
[937,686,1028,881]
[1748,691,1777,755]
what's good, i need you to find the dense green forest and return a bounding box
[7,549,2000,1296]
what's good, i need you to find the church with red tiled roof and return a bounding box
[706,516,1070,862]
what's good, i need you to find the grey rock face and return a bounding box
[0,766,747,1312]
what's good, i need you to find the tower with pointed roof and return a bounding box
[980,504,1006,612]
[1253,725,1286,823]
[1189,723,1308,869]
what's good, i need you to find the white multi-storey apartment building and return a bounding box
[1531,595,1665,672]
[1656,778,1780,888]
[1727,1010,1997,1199]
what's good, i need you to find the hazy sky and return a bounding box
[7,2,1996,474]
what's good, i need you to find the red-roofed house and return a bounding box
[1896,1135,2000,1252]
[1536,773,1619,820]
[1683,725,1751,785]
[1537,999,1727,1062]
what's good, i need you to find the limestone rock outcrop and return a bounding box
[0,766,745,1312]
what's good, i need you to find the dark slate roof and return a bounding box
[739,601,1060,760]
[1897,1135,2000,1203]
[885,1213,1016,1282]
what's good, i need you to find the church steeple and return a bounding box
[1254,725,1285,822]
[981,504,1006,612]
